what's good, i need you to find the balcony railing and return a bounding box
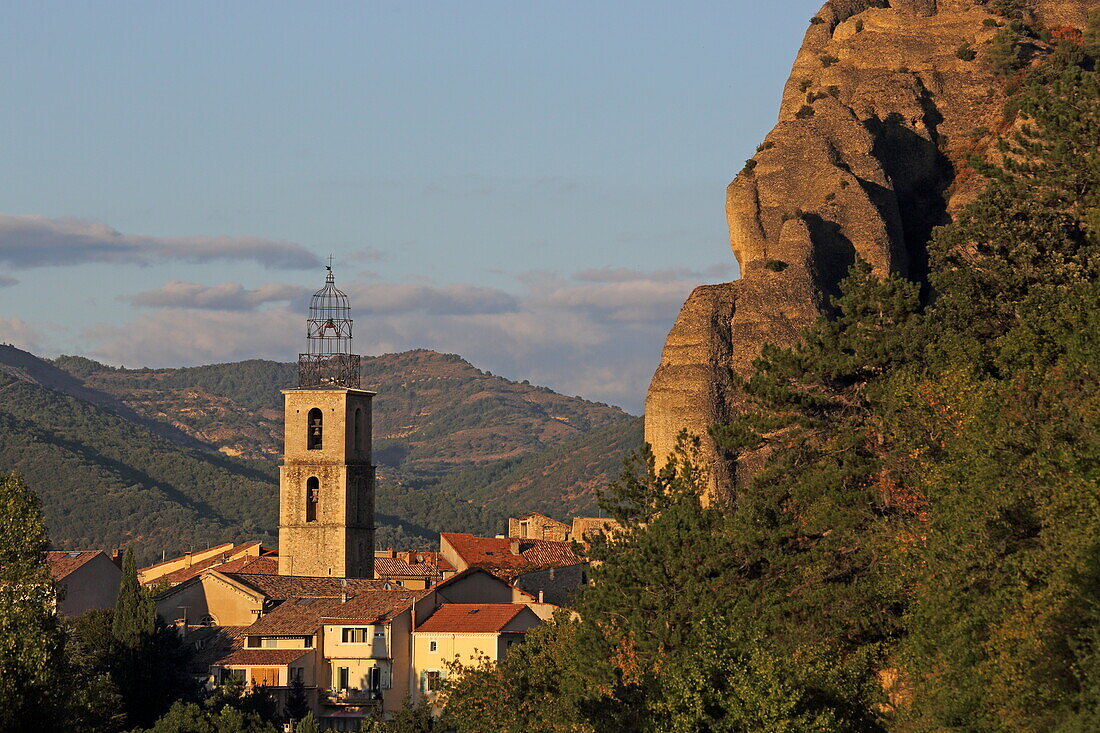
[322,688,383,706]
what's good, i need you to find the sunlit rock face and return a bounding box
[645,0,1093,498]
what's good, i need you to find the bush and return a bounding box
[820,54,839,67]
[763,259,788,272]
[810,16,825,24]
[795,104,815,119]
[956,41,977,61]
[855,19,864,32]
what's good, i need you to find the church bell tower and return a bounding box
[278,265,375,578]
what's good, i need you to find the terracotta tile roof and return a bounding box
[142,542,268,586]
[213,648,311,667]
[441,532,581,581]
[140,543,236,574]
[415,604,528,634]
[374,556,441,577]
[222,573,390,601]
[216,556,280,575]
[45,551,104,581]
[319,589,432,624]
[184,625,247,671]
[245,597,341,636]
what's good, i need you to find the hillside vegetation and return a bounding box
[0,347,640,561]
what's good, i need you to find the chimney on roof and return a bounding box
[184,550,193,568]
[110,549,123,568]
[387,548,396,558]
[538,590,544,603]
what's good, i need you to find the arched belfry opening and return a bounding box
[298,264,361,388]
[354,408,363,451]
[305,476,319,522]
[307,408,323,450]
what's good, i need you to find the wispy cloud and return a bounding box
[85,265,733,412]
[0,275,17,287]
[0,214,321,270]
[123,281,309,310]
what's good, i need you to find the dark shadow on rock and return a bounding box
[865,101,954,298]
[804,213,857,311]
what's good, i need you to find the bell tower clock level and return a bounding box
[277,265,375,578]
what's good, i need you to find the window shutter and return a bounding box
[419,670,427,694]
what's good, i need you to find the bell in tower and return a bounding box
[277,263,376,578]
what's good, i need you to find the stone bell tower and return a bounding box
[277,265,375,578]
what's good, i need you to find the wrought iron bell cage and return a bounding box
[298,266,361,388]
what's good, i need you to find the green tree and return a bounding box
[0,471,66,731]
[283,675,310,722]
[113,546,155,645]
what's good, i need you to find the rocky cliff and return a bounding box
[645,0,1094,496]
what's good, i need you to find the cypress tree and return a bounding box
[112,546,155,647]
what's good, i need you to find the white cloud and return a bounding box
[0,317,47,354]
[124,281,309,310]
[81,265,733,413]
[0,275,17,287]
[0,214,321,270]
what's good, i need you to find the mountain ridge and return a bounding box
[0,344,641,562]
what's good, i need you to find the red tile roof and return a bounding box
[245,597,341,636]
[440,532,581,581]
[216,556,280,575]
[45,551,104,581]
[140,543,236,574]
[141,542,269,586]
[374,556,442,577]
[415,604,528,634]
[213,648,311,667]
[222,573,391,601]
[319,589,432,624]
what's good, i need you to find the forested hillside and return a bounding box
[443,23,1100,732]
[0,346,639,561]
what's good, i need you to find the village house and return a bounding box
[45,550,122,616]
[411,603,542,705]
[440,531,589,607]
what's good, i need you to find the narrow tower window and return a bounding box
[307,408,323,450]
[306,476,319,522]
[354,408,363,452]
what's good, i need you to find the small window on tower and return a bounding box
[307,407,323,450]
[306,476,319,522]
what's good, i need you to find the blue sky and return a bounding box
[0,1,820,413]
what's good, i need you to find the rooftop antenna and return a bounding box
[298,257,361,389]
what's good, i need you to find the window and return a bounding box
[342,627,371,643]
[247,636,261,648]
[424,670,442,692]
[374,629,386,639]
[307,408,323,450]
[302,635,314,648]
[368,666,381,692]
[250,668,279,687]
[290,666,304,682]
[261,637,278,649]
[429,640,438,653]
[305,477,319,522]
[337,666,350,690]
[354,408,363,451]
